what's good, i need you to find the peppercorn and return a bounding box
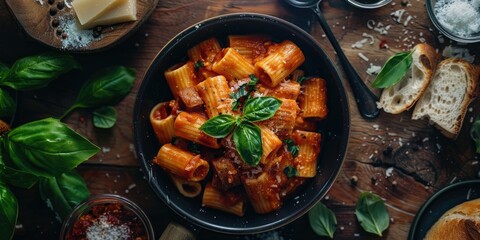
[48,0,55,4]
[56,28,63,36]
[350,175,358,186]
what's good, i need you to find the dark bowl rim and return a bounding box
[345,0,392,9]
[133,12,350,234]
[425,0,480,43]
[407,179,480,239]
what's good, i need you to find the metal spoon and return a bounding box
[284,0,380,119]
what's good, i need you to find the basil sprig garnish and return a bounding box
[283,165,298,178]
[0,180,17,240]
[39,170,90,220]
[355,192,390,236]
[284,139,299,157]
[229,74,260,111]
[200,96,282,166]
[62,66,135,119]
[233,121,262,166]
[308,202,337,239]
[200,114,236,138]
[371,50,414,88]
[0,52,80,90]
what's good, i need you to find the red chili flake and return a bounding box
[379,40,388,49]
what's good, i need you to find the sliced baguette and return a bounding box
[412,58,479,139]
[379,43,439,114]
[425,198,480,240]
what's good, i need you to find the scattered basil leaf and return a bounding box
[0,62,9,80]
[200,114,236,138]
[194,60,204,71]
[297,76,306,84]
[470,115,480,153]
[63,66,135,118]
[242,97,282,122]
[371,51,414,88]
[355,192,390,237]
[0,180,18,240]
[233,122,262,166]
[188,142,201,154]
[284,139,299,158]
[93,106,117,129]
[248,74,259,91]
[4,118,100,177]
[39,170,90,221]
[283,166,298,178]
[0,88,16,118]
[308,202,337,239]
[230,85,248,111]
[0,164,39,189]
[0,52,80,90]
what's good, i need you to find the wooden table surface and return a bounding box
[2,0,480,239]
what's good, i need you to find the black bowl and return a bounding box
[133,13,350,234]
[408,180,480,239]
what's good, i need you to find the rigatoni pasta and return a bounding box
[149,34,329,216]
[254,40,305,87]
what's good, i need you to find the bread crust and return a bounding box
[379,43,439,114]
[425,198,480,240]
[412,58,479,139]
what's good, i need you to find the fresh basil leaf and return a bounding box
[0,62,9,80]
[0,164,39,189]
[371,51,414,88]
[194,60,204,71]
[355,192,390,236]
[284,139,299,158]
[470,115,480,153]
[248,74,259,91]
[0,179,18,240]
[233,122,262,166]
[283,165,298,178]
[0,88,16,118]
[39,170,90,221]
[4,118,100,177]
[230,85,248,111]
[242,97,282,122]
[1,52,80,90]
[200,114,236,138]
[93,106,117,129]
[64,66,135,118]
[308,202,337,239]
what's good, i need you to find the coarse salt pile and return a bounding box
[434,0,480,37]
[59,14,96,49]
[86,216,130,240]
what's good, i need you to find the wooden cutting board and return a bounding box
[5,0,158,52]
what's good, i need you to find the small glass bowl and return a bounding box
[426,0,480,43]
[345,0,392,9]
[59,194,155,240]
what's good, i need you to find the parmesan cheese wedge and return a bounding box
[72,0,129,29]
[81,0,137,29]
